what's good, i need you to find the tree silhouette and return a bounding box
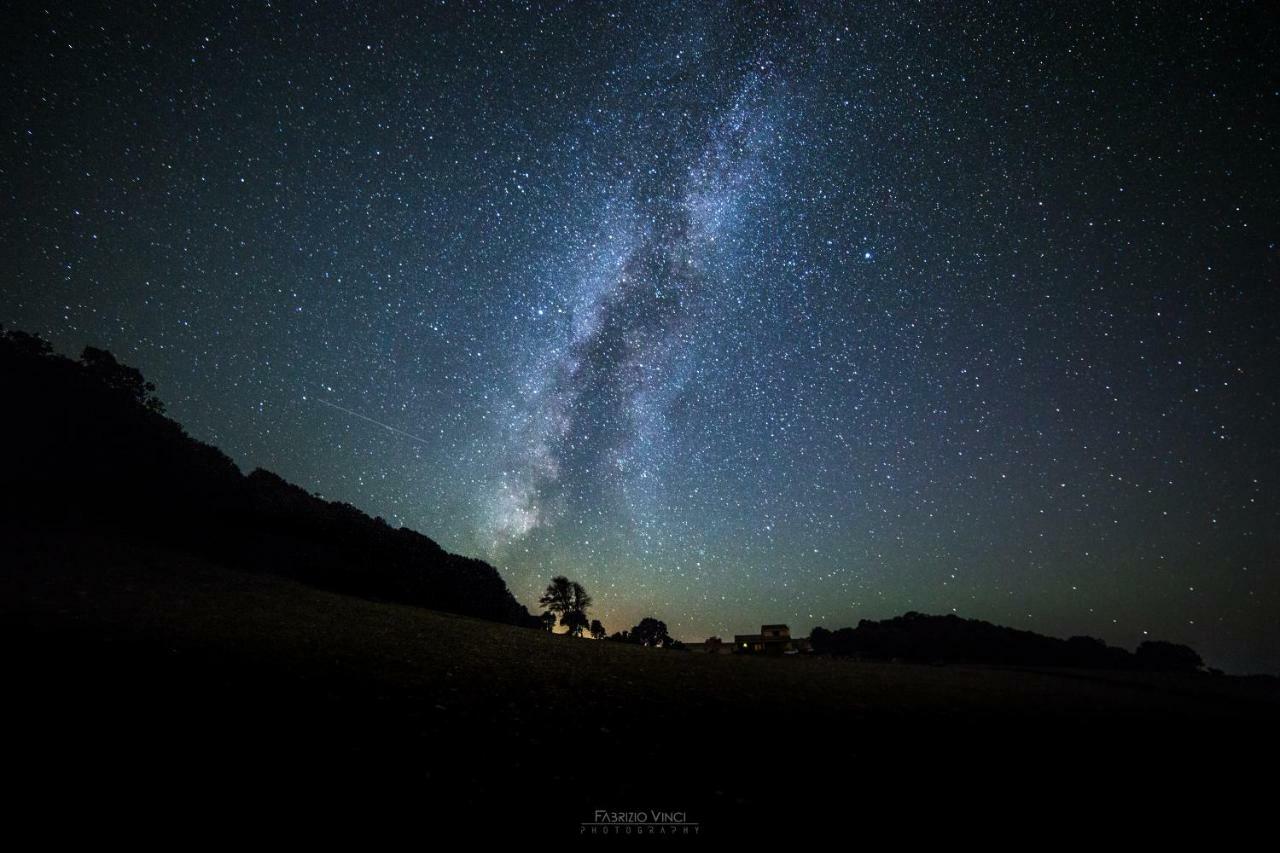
[539,575,592,636]
[539,611,557,632]
[0,326,53,360]
[630,617,672,648]
[539,576,574,623]
[589,619,607,640]
[562,610,589,638]
[1135,640,1204,672]
[80,346,166,413]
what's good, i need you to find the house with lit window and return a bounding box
[691,624,810,655]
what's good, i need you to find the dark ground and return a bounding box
[5,522,1277,842]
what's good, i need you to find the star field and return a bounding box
[2,1,1277,671]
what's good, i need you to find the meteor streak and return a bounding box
[310,396,433,446]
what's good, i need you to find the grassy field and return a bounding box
[5,523,1277,839]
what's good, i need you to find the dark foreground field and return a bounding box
[5,524,1277,841]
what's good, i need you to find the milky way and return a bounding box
[2,2,1277,671]
[487,70,784,549]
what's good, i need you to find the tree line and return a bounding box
[0,326,539,628]
[537,575,683,648]
[809,612,1205,672]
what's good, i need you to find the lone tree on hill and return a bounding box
[539,576,592,637]
[589,619,607,640]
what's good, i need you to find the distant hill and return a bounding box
[810,611,1205,672]
[0,326,539,629]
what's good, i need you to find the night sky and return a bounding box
[3,2,1277,672]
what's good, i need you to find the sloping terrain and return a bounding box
[6,522,1276,840]
[0,330,538,628]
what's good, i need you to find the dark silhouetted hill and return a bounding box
[0,326,539,629]
[810,611,1204,672]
